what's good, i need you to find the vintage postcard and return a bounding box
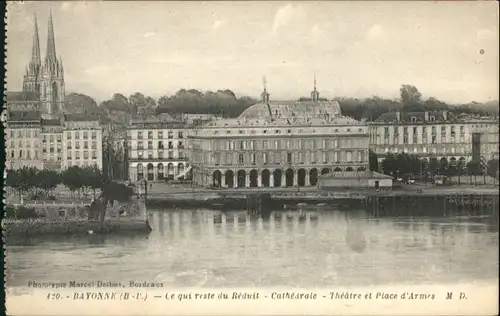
[2,1,499,315]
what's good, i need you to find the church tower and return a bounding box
[310,73,320,102]
[22,14,42,94]
[40,11,65,117]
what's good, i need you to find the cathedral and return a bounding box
[17,12,65,117]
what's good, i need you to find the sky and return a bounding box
[6,1,499,104]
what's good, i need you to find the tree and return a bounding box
[400,84,422,109]
[466,161,482,184]
[6,169,20,194]
[15,167,39,196]
[101,182,134,205]
[438,158,449,176]
[486,159,499,179]
[96,182,135,223]
[155,89,257,118]
[82,165,105,197]
[62,166,86,198]
[35,169,61,197]
[369,150,379,172]
[427,158,439,175]
[381,153,397,176]
[424,97,448,111]
[65,93,99,114]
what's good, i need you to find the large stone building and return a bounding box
[5,112,103,170]
[4,12,104,171]
[188,84,370,189]
[61,114,104,170]
[126,114,191,181]
[5,111,44,170]
[369,110,499,168]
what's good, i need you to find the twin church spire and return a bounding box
[45,11,57,63]
[24,10,65,117]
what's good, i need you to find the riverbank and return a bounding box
[3,218,152,238]
[145,184,499,211]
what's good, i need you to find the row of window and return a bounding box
[378,135,467,145]
[8,140,39,148]
[136,163,186,173]
[8,130,99,140]
[66,131,98,139]
[72,161,100,168]
[381,146,467,155]
[212,138,366,151]
[194,150,366,166]
[8,129,40,138]
[382,125,467,135]
[133,131,184,139]
[10,150,39,160]
[10,150,99,159]
[42,148,62,153]
[66,151,98,160]
[204,126,366,136]
[66,141,98,150]
[131,141,184,150]
[131,151,186,160]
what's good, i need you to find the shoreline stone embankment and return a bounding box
[3,199,151,238]
[3,218,152,238]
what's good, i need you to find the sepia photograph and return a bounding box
[2,1,499,315]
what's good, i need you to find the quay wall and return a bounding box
[146,189,499,214]
[3,219,152,238]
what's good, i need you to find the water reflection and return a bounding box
[5,209,499,289]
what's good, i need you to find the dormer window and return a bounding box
[411,116,417,123]
[429,116,435,122]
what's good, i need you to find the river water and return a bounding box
[5,208,499,289]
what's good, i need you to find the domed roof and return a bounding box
[238,100,343,121]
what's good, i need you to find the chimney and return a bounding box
[442,110,448,121]
[424,111,429,121]
[396,111,401,122]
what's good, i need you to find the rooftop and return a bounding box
[63,113,99,122]
[6,91,41,102]
[42,118,61,126]
[7,110,42,121]
[238,100,342,121]
[374,111,454,123]
[130,113,176,125]
[202,100,362,127]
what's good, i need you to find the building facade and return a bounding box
[126,114,191,182]
[472,121,499,162]
[62,114,104,170]
[41,118,63,170]
[5,111,44,170]
[369,110,499,168]
[188,87,370,189]
[5,112,104,171]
